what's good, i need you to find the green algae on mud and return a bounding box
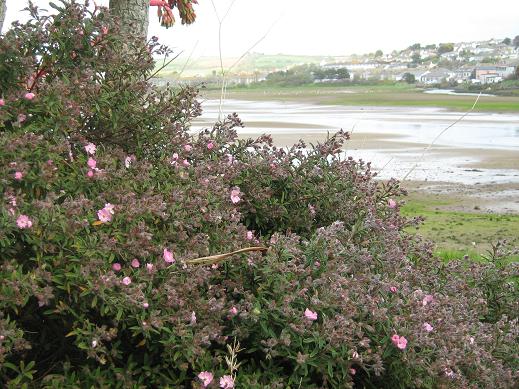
[401,194,519,256]
[203,83,519,113]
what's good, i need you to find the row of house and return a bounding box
[414,64,517,84]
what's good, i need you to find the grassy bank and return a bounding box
[401,193,519,261]
[202,83,519,112]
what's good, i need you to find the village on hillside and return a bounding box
[156,37,519,87]
[322,38,519,85]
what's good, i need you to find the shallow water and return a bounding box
[193,99,519,184]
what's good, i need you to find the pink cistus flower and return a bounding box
[304,308,318,321]
[389,286,398,293]
[391,334,408,350]
[219,375,234,389]
[246,231,253,240]
[131,258,140,268]
[163,248,175,263]
[423,322,433,332]
[207,141,215,150]
[230,188,241,204]
[183,144,192,152]
[24,92,35,100]
[422,294,434,306]
[87,157,97,169]
[122,276,132,286]
[146,263,154,272]
[229,306,238,317]
[0,98,5,106]
[349,368,356,375]
[16,215,33,229]
[124,155,136,168]
[97,203,115,223]
[84,143,96,155]
[197,371,214,387]
[112,263,122,272]
[14,171,23,181]
[388,198,397,208]
[143,302,149,309]
[86,170,94,178]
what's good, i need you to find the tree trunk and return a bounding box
[109,0,149,40]
[0,0,7,34]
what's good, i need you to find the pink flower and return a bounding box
[122,276,132,286]
[423,322,433,332]
[150,0,168,6]
[131,258,140,268]
[16,215,33,229]
[124,155,136,168]
[230,188,241,204]
[197,371,214,387]
[112,263,122,272]
[146,263,154,272]
[84,143,96,155]
[246,231,253,240]
[97,204,114,223]
[101,26,109,35]
[349,368,356,375]
[304,308,318,321]
[391,334,408,350]
[14,171,23,180]
[86,170,94,178]
[182,159,190,167]
[207,141,215,150]
[422,294,434,306]
[388,199,397,208]
[97,208,112,223]
[18,113,26,123]
[229,306,238,316]
[87,157,97,169]
[0,98,5,106]
[389,286,398,293]
[315,261,321,267]
[163,248,175,263]
[24,92,35,100]
[184,144,192,152]
[143,302,149,309]
[219,375,234,389]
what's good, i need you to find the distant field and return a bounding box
[201,83,519,112]
[157,53,329,77]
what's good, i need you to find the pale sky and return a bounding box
[4,0,519,58]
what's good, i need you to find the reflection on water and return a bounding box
[193,100,519,184]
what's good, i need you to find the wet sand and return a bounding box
[234,129,519,214]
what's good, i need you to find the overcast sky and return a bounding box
[4,0,519,58]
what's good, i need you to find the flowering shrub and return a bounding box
[0,2,518,388]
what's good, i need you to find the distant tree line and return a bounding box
[264,64,350,86]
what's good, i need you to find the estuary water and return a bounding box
[193,99,519,184]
